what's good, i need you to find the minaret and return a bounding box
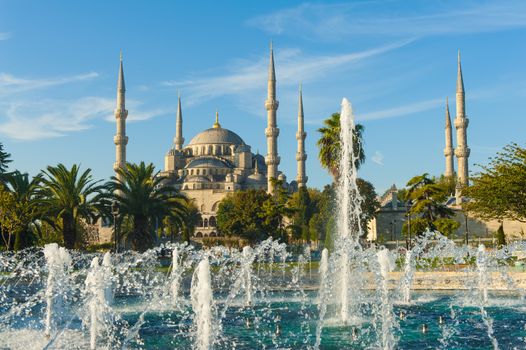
[113,52,128,181]
[265,42,280,194]
[454,51,470,187]
[296,84,308,188]
[444,97,454,178]
[174,91,184,151]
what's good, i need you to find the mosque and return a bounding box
[111,45,308,238]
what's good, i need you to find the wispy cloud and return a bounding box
[358,98,443,121]
[0,32,11,40]
[247,1,526,40]
[0,97,166,141]
[0,72,99,94]
[163,40,413,106]
[371,150,384,166]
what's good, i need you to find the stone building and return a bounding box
[109,45,308,239]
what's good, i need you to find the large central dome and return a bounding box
[188,126,245,146]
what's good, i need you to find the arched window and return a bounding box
[204,218,209,228]
[209,216,217,227]
[196,232,203,238]
[196,169,200,175]
[197,218,203,227]
[210,231,217,237]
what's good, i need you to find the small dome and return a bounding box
[189,127,245,146]
[185,157,231,169]
[278,173,286,181]
[186,175,210,183]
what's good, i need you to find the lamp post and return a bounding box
[464,213,469,247]
[111,201,119,253]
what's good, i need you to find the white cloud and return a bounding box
[0,97,166,141]
[247,1,526,40]
[0,72,99,94]
[371,150,384,166]
[163,40,413,106]
[0,32,11,40]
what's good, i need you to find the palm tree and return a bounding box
[317,112,365,180]
[0,142,12,185]
[5,171,42,249]
[39,164,108,249]
[111,162,187,251]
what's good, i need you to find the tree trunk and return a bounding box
[62,214,76,249]
[132,215,152,251]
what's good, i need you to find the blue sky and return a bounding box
[0,0,525,195]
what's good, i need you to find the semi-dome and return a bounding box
[185,157,231,169]
[188,127,245,146]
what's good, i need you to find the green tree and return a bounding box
[39,164,108,249]
[288,187,312,242]
[5,171,42,249]
[111,162,187,251]
[356,178,381,238]
[463,143,526,223]
[402,173,459,237]
[263,179,294,242]
[0,142,12,185]
[317,112,365,180]
[216,189,271,242]
[181,201,201,243]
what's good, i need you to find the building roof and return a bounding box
[185,157,231,169]
[188,127,245,146]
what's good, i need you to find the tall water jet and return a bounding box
[43,243,72,338]
[475,244,499,349]
[85,255,114,350]
[401,249,415,303]
[242,246,254,306]
[315,248,329,349]
[335,98,364,323]
[377,249,395,349]
[191,258,215,350]
[170,247,181,301]
[476,244,489,304]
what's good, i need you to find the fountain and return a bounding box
[43,243,72,338]
[191,258,215,350]
[1,98,526,349]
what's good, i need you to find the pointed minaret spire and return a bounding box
[265,41,280,194]
[114,51,129,182]
[174,90,184,151]
[213,110,221,128]
[444,97,454,178]
[296,83,307,188]
[457,50,464,94]
[454,50,470,188]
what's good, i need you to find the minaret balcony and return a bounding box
[443,148,453,157]
[296,153,307,161]
[454,117,469,129]
[265,127,280,137]
[114,108,128,118]
[265,154,280,165]
[455,147,471,158]
[114,135,129,145]
[265,99,279,110]
[296,131,306,140]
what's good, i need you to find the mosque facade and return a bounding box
[112,45,308,239]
